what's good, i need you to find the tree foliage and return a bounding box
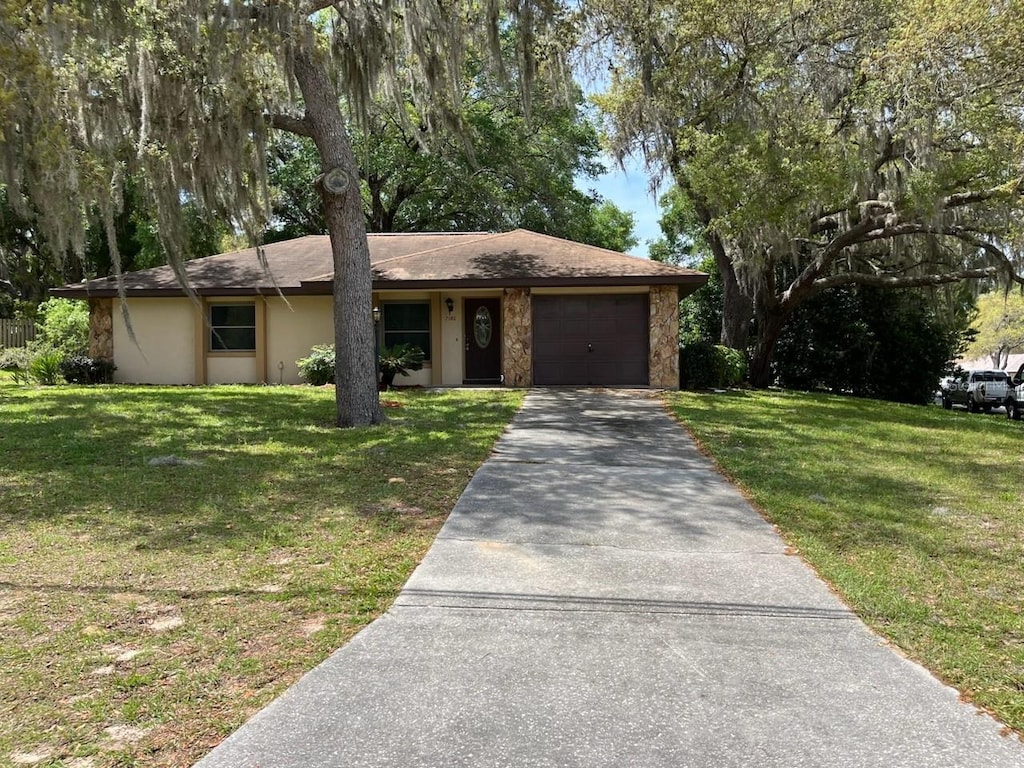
[1,0,572,425]
[965,291,1024,368]
[37,297,89,356]
[265,94,638,251]
[588,0,1024,386]
[774,286,967,404]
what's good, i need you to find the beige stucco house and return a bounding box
[51,229,707,388]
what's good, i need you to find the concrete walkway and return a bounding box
[196,390,1024,767]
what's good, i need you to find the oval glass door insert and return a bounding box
[473,306,493,349]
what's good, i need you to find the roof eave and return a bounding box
[367,274,709,290]
[52,273,710,299]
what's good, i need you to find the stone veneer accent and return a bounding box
[88,298,114,361]
[502,287,532,387]
[648,285,680,389]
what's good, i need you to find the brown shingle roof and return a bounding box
[51,230,707,298]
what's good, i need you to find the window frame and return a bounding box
[381,301,432,362]
[208,302,257,353]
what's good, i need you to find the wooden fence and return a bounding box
[0,318,38,349]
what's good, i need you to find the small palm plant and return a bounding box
[378,343,425,390]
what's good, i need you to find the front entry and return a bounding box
[463,297,502,384]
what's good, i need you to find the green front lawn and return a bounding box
[0,384,522,767]
[665,390,1024,735]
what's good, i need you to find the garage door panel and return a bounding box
[588,359,648,386]
[532,294,649,386]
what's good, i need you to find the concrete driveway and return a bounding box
[195,389,1024,767]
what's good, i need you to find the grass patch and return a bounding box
[665,389,1024,735]
[0,384,522,766]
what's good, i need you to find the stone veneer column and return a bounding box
[648,285,680,389]
[502,287,532,387]
[88,298,114,361]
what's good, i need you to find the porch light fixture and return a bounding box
[372,306,381,324]
[445,297,454,316]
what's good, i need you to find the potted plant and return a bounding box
[378,343,425,390]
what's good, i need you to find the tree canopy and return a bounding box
[588,0,1024,385]
[1,0,572,425]
[264,90,638,251]
[965,291,1024,369]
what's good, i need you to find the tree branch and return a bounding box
[942,176,1024,209]
[814,266,1000,291]
[268,113,314,138]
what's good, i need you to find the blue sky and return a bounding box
[577,156,666,258]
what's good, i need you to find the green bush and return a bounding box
[717,346,747,387]
[38,298,89,356]
[28,348,64,385]
[297,345,335,386]
[378,343,425,389]
[59,355,116,384]
[680,342,747,390]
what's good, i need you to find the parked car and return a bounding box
[1004,363,1024,421]
[940,369,1012,412]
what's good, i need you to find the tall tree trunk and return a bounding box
[748,283,799,388]
[714,242,753,349]
[749,310,788,388]
[688,188,753,350]
[292,51,383,427]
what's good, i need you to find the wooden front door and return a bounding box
[463,297,502,384]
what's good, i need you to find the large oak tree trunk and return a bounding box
[715,245,753,350]
[293,51,383,427]
[689,190,754,350]
[749,311,787,388]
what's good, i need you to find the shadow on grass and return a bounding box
[668,389,1022,560]
[0,386,520,551]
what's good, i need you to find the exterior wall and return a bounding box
[649,285,681,389]
[502,288,532,387]
[265,295,334,385]
[207,355,259,385]
[103,284,680,388]
[439,293,464,387]
[112,298,196,384]
[88,299,114,361]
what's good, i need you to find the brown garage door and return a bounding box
[533,295,649,385]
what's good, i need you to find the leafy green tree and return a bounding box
[572,200,637,253]
[0,188,85,310]
[965,291,1024,369]
[1,177,227,317]
[649,189,725,345]
[774,286,967,404]
[82,179,229,278]
[2,1,570,426]
[37,297,89,356]
[265,92,638,251]
[589,0,1024,387]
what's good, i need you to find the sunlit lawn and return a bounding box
[0,383,522,767]
[666,389,1024,735]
